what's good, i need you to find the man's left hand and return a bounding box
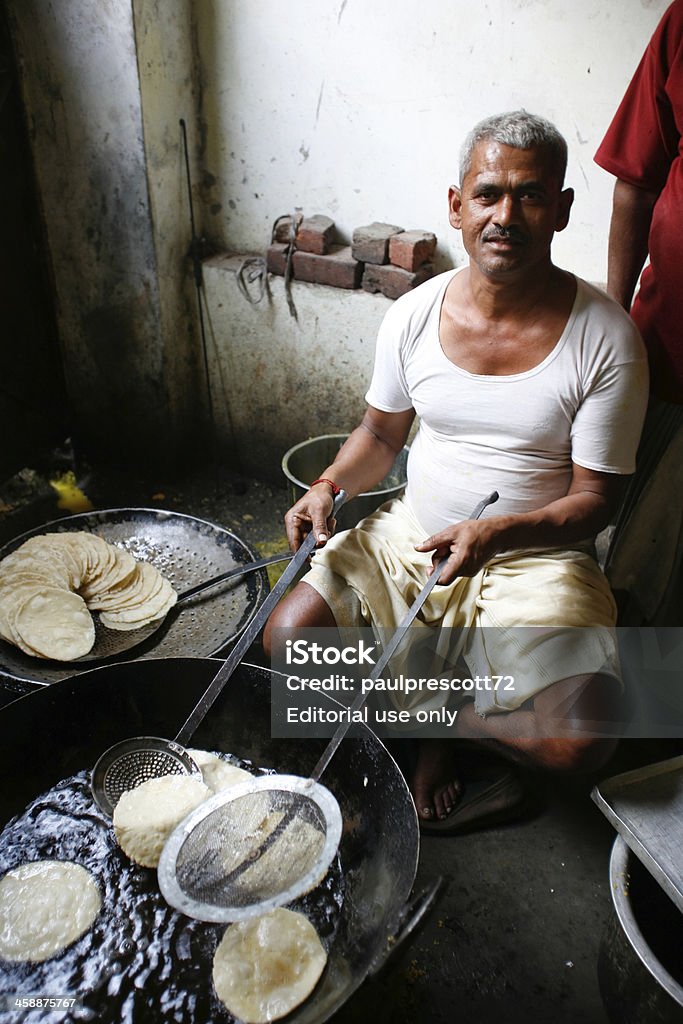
[415,519,499,584]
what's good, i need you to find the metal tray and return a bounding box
[592,755,683,914]
[0,508,268,687]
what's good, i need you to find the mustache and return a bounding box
[483,226,526,243]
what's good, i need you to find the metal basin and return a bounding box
[0,508,268,691]
[282,434,408,531]
[599,836,683,1023]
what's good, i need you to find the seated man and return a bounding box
[264,110,649,831]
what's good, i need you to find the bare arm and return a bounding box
[606,179,658,310]
[415,463,625,585]
[284,405,415,550]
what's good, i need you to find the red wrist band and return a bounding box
[310,477,342,496]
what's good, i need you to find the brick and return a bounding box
[362,261,434,300]
[266,242,289,275]
[389,230,437,272]
[293,245,363,289]
[351,221,404,265]
[296,214,336,255]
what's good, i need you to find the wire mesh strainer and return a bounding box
[156,491,499,923]
[158,775,342,923]
[91,737,203,807]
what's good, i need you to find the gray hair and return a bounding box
[459,110,568,185]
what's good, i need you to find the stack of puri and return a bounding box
[0,532,177,660]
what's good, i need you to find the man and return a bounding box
[264,111,648,830]
[594,0,683,624]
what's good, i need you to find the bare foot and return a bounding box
[411,739,462,821]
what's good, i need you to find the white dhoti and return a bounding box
[302,497,619,715]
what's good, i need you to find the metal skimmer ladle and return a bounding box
[91,490,348,816]
[156,491,499,923]
[78,551,294,663]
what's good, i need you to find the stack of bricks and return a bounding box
[266,214,437,298]
[267,214,362,290]
[354,222,437,300]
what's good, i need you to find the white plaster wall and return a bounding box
[8,0,673,482]
[195,0,669,281]
[202,255,392,477]
[193,0,670,481]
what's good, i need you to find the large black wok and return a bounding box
[0,658,427,1023]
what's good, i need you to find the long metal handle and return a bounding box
[177,552,293,604]
[175,490,347,745]
[310,490,499,782]
[368,878,445,977]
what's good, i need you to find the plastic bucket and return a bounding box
[282,433,409,531]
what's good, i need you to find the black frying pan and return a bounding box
[0,658,430,1023]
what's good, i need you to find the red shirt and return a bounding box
[595,0,683,403]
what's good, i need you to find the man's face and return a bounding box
[449,140,574,280]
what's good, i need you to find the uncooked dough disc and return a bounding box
[212,907,327,1023]
[113,775,211,869]
[187,749,254,794]
[14,588,94,660]
[0,860,101,963]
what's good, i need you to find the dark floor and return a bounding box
[0,460,680,1024]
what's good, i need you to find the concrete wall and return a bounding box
[7,0,671,482]
[202,254,392,476]
[0,12,68,478]
[195,0,668,279]
[6,0,204,472]
[195,0,669,481]
[134,0,208,459]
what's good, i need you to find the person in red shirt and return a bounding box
[595,0,683,401]
[595,0,683,624]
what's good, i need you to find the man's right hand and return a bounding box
[284,481,338,552]
[282,404,414,552]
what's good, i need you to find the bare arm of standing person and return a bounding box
[284,405,415,551]
[605,179,659,310]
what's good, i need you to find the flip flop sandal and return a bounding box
[419,765,527,837]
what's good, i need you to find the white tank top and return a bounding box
[365,269,648,536]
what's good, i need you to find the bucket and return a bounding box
[282,433,409,531]
[598,836,683,1023]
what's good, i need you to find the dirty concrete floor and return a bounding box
[0,461,680,1024]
